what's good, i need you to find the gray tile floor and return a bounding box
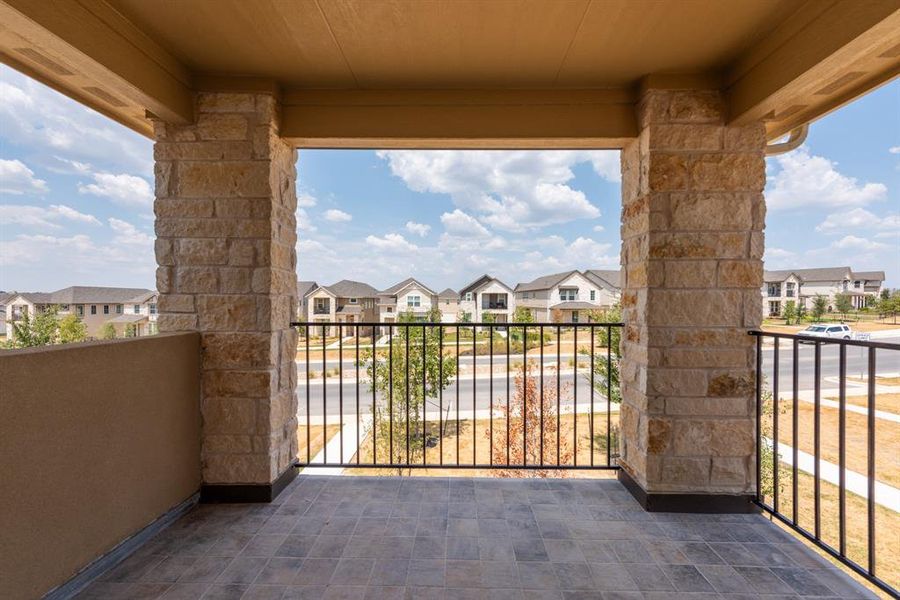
[76,476,877,600]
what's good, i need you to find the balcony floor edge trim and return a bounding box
[200,464,298,503]
[44,492,199,600]
[617,469,759,514]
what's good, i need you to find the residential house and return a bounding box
[304,279,379,336]
[515,270,618,323]
[437,288,459,323]
[583,270,622,306]
[296,280,318,322]
[458,274,515,325]
[377,278,439,332]
[0,292,11,337]
[762,267,885,316]
[3,286,157,339]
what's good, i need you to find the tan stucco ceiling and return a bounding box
[1,0,898,146]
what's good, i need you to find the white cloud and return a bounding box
[108,217,153,245]
[0,159,48,195]
[816,208,900,232]
[829,235,891,252]
[440,209,490,238]
[365,233,418,252]
[766,146,887,210]
[889,146,900,154]
[323,208,352,222]
[592,224,605,232]
[78,172,153,207]
[377,150,612,231]
[0,66,152,176]
[0,203,100,228]
[297,192,317,208]
[296,208,317,232]
[405,221,431,237]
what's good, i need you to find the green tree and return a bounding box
[58,314,87,344]
[6,306,60,348]
[833,293,853,321]
[359,310,456,473]
[512,306,533,324]
[101,322,117,340]
[124,323,137,338]
[811,295,827,322]
[782,300,797,326]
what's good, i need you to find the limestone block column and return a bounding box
[618,88,766,510]
[152,93,298,499]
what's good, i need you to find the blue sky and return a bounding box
[1,64,897,292]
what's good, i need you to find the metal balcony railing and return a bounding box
[313,306,330,315]
[292,321,623,471]
[750,330,899,597]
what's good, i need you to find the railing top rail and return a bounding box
[291,321,624,327]
[747,329,899,350]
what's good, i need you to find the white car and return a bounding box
[799,324,852,339]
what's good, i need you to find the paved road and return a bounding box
[297,372,599,420]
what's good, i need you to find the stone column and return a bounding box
[153,92,298,501]
[618,88,766,510]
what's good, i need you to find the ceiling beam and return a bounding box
[0,0,193,134]
[726,0,900,140]
[280,89,637,149]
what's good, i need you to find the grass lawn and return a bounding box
[840,392,900,416]
[761,467,899,597]
[772,399,900,488]
[345,412,620,478]
[296,424,341,464]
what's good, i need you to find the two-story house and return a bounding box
[375,278,441,332]
[515,270,617,323]
[3,286,157,339]
[762,266,885,316]
[437,288,459,323]
[457,274,515,325]
[304,279,379,336]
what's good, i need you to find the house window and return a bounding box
[76,305,84,317]
[11,305,27,320]
[854,280,861,289]
[60,304,69,311]
[103,305,110,315]
[314,298,330,313]
[387,306,393,313]
[91,305,97,315]
[571,311,579,323]
[589,290,595,301]
[464,292,473,302]
[767,283,781,297]
[134,304,141,314]
[116,304,123,314]
[786,282,795,298]
[560,288,577,301]
[407,295,421,308]
[149,303,157,315]
[349,298,358,304]
[768,301,781,316]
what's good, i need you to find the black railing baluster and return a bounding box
[773,338,779,511]
[792,338,799,525]
[373,324,377,466]
[490,324,493,466]
[389,324,393,465]
[573,325,577,467]
[590,324,594,467]
[423,324,427,466]
[456,324,460,466]
[506,326,510,466]
[814,341,821,540]
[323,324,327,465]
[755,334,761,503]
[556,325,560,466]
[540,325,544,466]
[867,347,876,577]
[523,325,528,468]
[472,323,476,467]
[606,325,612,466]
[838,342,846,557]
[356,324,360,465]
[306,325,310,465]
[405,326,410,466]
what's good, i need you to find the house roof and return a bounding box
[438,288,458,299]
[515,270,580,292]
[108,314,150,323]
[458,274,513,296]
[336,305,363,314]
[297,280,318,298]
[764,267,851,282]
[550,301,599,310]
[380,277,436,297]
[10,286,154,305]
[854,271,885,282]
[323,279,379,299]
[584,269,621,289]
